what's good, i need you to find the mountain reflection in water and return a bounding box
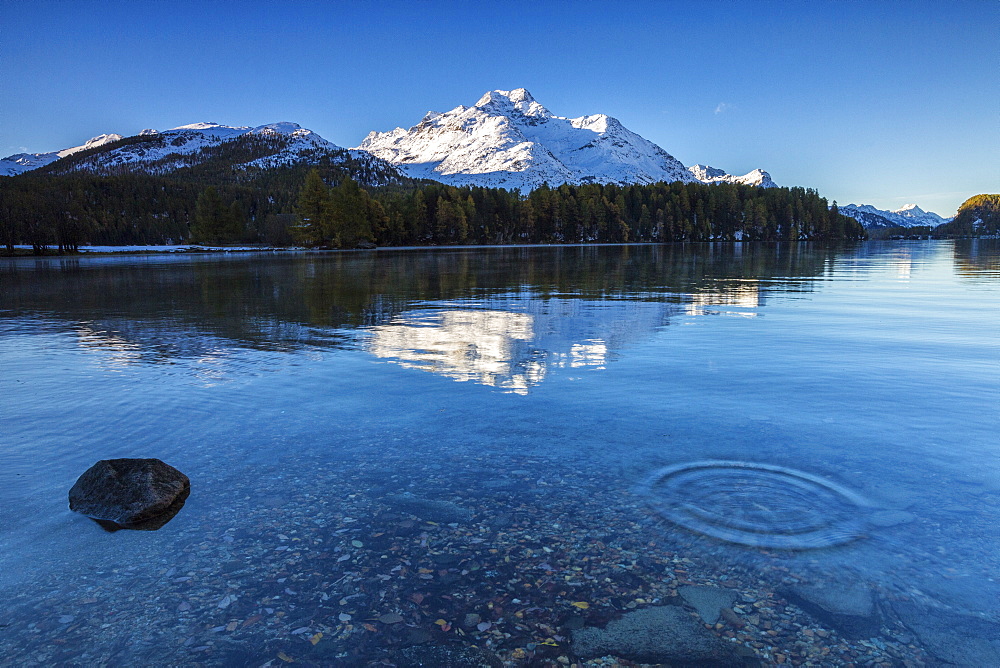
[363,298,676,393]
[0,244,809,390]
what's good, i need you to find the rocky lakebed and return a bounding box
[3,447,999,667]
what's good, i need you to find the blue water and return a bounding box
[0,241,997,665]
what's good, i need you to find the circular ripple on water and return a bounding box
[641,461,869,549]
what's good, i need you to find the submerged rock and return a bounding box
[781,581,879,639]
[69,458,190,529]
[892,601,1000,666]
[571,606,754,664]
[385,493,473,523]
[679,585,738,625]
[389,642,503,667]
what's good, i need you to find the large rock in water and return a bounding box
[781,581,880,639]
[892,600,1000,666]
[69,458,190,528]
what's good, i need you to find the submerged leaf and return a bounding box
[378,613,404,624]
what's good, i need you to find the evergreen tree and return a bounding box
[191,186,228,244]
[294,169,333,246]
[329,176,374,247]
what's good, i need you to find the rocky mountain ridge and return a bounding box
[688,164,776,188]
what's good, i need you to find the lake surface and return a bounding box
[1,241,998,666]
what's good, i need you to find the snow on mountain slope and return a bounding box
[0,133,123,176]
[839,203,951,228]
[356,88,698,190]
[60,121,343,173]
[688,164,777,188]
[891,203,950,226]
[0,121,401,184]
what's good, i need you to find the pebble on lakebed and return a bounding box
[68,458,190,531]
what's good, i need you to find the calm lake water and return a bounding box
[1,241,998,666]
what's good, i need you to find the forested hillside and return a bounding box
[0,137,412,251]
[933,194,1000,237]
[1,160,865,253]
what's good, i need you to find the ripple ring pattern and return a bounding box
[641,461,870,549]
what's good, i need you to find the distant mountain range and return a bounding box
[2,88,773,193]
[837,203,952,229]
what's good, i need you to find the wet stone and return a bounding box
[68,458,190,528]
[678,584,738,625]
[781,581,880,639]
[893,600,1000,666]
[385,493,474,523]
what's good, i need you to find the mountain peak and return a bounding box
[82,134,123,148]
[688,164,777,188]
[357,89,696,189]
[474,88,549,117]
[688,164,728,180]
[55,133,123,159]
[171,122,228,130]
[252,122,306,136]
[893,203,925,215]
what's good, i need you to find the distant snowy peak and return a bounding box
[688,164,777,188]
[688,165,728,181]
[356,88,697,190]
[891,203,949,226]
[839,203,951,229]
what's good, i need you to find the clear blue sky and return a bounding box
[2,0,997,216]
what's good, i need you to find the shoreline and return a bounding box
[4,238,965,259]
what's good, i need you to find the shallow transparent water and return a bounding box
[1,242,997,665]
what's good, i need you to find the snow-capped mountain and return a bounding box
[892,203,950,226]
[839,203,951,229]
[357,88,711,190]
[688,164,777,188]
[1,121,403,186]
[54,122,338,173]
[0,133,123,176]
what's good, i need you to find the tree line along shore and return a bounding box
[1,161,869,255]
